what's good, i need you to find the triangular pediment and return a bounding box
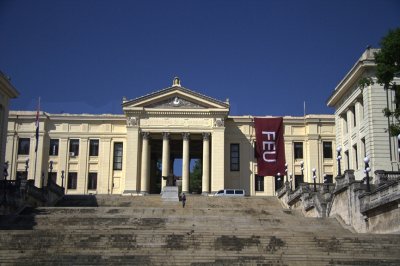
[122,81,230,112]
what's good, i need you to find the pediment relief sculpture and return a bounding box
[145,96,206,109]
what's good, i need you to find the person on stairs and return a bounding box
[182,193,186,208]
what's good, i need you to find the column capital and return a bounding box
[142,132,151,139]
[162,132,170,140]
[182,132,190,140]
[127,116,139,127]
[202,132,210,140]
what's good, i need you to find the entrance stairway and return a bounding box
[0,195,400,265]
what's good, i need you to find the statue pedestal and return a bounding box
[161,186,179,202]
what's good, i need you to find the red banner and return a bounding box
[254,117,285,176]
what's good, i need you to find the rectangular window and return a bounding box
[351,105,356,127]
[230,143,240,171]
[345,150,350,170]
[295,174,303,189]
[294,142,303,159]
[49,139,59,156]
[255,175,264,192]
[324,174,333,183]
[88,172,97,190]
[67,172,77,189]
[18,138,30,155]
[323,142,333,159]
[275,174,283,192]
[89,139,99,156]
[113,142,123,170]
[353,144,358,170]
[48,172,57,184]
[69,139,79,156]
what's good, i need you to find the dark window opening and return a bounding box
[89,139,99,156]
[88,172,97,190]
[113,142,123,170]
[67,172,77,189]
[69,139,79,156]
[230,143,240,171]
[294,142,303,159]
[49,139,59,156]
[323,141,333,159]
[255,175,264,192]
[18,138,30,155]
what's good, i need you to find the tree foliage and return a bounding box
[189,159,202,193]
[359,28,400,136]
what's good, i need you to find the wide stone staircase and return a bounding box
[0,195,400,265]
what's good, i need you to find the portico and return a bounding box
[122,77,229,195]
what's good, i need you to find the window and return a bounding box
[275,174,283,191]
[294,142,303,159]
[230,143,240,171]
[69,139,79,156]
[345,150,350,170]
[48,172,57,184]
[323,142,333,159]
[88,173,97,190]
[113,142,123,170]
[18,138,30,155]
[351,105,356,127]
[324,174,333,183]
[89,139,99,156]
[226,189,234,195]
[67,172,77,189]
[255,175,264,191]
[353,144,358,170]
[49,139,59,156]
[295,174,303,188]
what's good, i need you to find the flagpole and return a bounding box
[33,97,40,187]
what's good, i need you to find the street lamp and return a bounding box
[61,170,65,188]
[312,168,317,192]
[289,173,293,190]
[364,157,371,192]
[1,161,9,205]
[48,161,53,186]
[25,159,29,179]
[323,173,327,183]
[285,163,288,183]
[337,146,342,176]
[300,161,304,184]
[277,172,281,190]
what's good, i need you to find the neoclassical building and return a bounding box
[6,78,336,196]
[327,48,400,181]
[0,71,19,174]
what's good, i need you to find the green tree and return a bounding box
[359,28,400,136]
[189,159,202,193]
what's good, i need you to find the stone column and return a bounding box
[161,132,170,189]
[182,133,190,193]
[123,117,140,195]
[140,132,150,194]
[202,133,210,195]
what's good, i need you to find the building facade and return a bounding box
[0,71,19,175]
[327,49,400,181]
[6,78,336,196]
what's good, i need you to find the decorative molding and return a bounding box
[182,132,190,140]
[162,132,170,140]
[202,132,210,140]
[214,118,224,127]
[142,132,150,139]
[127,116,138,127]
[145,96,205,109]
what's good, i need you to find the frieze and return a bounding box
[140,117,212,127]
[145,96,206,109]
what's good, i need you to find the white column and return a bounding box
[182,133,190,193]
[140,132,150,194]
[161,132,170,189]
[202,133,210,195]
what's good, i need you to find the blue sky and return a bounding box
[1,0,399,117]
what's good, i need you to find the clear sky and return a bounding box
[1,0,399,117]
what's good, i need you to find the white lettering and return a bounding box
[262,131,275,140]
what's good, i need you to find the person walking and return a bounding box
[182,193,186,208]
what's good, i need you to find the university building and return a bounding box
[5,78,336,196]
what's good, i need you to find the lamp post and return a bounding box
[323,173,327,183]
[277,172,281,190]
[61,170,65,188]
[364,157,371,192]
[300,161,304,187]
[25,159,29,179]
[2,161,9,205]
[48,161,53,186]
[336,146,342,176]
[289,173,293,191]
[284,163,288,183]
[312,168,317,192]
